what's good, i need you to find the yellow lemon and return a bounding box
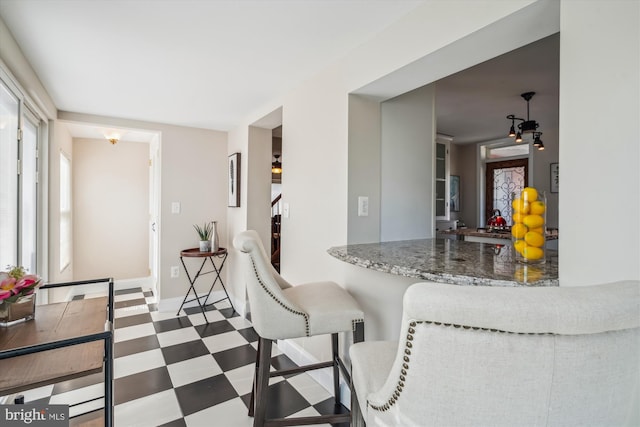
[514,266,542,282]
[524,231,545,247]
[530,200,546,215]
[523,246,544,260]
[512,198,530,214]
[513,239,527,254]
[511,223,528,239]
[530,227,544,234]
[523,214,544,229]
[521,187,538,202]
[512,212,525,224]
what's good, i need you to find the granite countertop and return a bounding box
[441,228,559,240]
[328,239,558,287]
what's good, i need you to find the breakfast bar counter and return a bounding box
[328,238,558,287]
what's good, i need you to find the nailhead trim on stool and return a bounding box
[250,257,310,336]
[368,320,553,412]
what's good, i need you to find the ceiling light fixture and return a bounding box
[272,154,282,174]
[506,91,544,150]
[533,132,544,150]
[105,132,120,145]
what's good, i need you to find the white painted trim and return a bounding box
[276,339,351,409]
[65,276,153,299]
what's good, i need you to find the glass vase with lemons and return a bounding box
[511,187,546,264]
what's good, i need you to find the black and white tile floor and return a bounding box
[2,287,349,426]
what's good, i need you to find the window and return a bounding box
[0,71,44,274]
[21,110,39,273]
[60,153,71,272]
[0,79,20,269]
[486,144,529,159]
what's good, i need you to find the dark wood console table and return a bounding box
[0,278,114,427]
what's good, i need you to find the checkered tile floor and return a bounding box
[1,287,349,426]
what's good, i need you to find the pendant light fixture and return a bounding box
[272,154,282,174]
[506,92,544,150]
[533,132,544,150]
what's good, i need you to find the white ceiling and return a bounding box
[0,0,425,133]
[0,1,558,145]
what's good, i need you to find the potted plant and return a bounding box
[194,222,213,252]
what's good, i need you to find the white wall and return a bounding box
[559,0,640,285]
[348,94,382,244]
[247,126,272,250]
[226,125,250,314]
[453,143,478,228]
[0,18,56,120]
[72,138,149,280]
[531,123,559,229]
[380,84,436,241]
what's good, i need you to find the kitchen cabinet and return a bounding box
[435,135,452,220]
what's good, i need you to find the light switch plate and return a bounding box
[358,196,369,217]
[171,202,180,214]
[283,203,290,219]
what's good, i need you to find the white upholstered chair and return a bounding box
[233,230,364,427]
[350,280,640,426]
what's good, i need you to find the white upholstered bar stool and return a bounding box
[350,280,640,427]
[233,230,364,427]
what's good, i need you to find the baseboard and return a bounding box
[63,276,153,300]
[276,339,351,409]
[158,289,230,313]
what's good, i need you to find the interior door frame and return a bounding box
[485,158,529,222]
[477,138,534,228]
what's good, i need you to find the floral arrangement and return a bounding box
[0,265,42,304]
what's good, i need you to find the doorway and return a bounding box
[271,126,282,272]
[485,158,528,225]
[62,122,161,295]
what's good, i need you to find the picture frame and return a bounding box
[228,153,241,207]
[550,162,559,193]
[450,175,460,212]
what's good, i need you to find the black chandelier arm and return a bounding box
[507,92,542,146]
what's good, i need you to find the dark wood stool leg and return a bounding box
[248,338,261,417]
[254,337,272,427]
[332,333,340,404]
[351,320,366,424]
[351,379,366,427]
[353,320,365,343]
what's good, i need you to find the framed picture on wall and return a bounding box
[450,175,460,212]
[550,163,559,193]
[228,153,241,207]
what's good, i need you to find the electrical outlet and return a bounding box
[170,266,179,278]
